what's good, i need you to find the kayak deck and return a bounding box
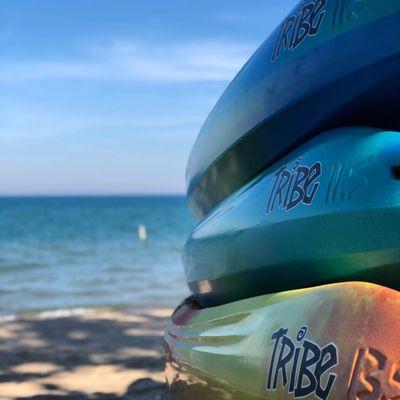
[184,128,400,307]
[165,282,400,400]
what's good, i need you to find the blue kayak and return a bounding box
[187,0,400,218]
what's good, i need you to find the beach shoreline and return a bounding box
[0,307,172,399]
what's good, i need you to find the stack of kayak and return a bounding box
[165,1,400,399]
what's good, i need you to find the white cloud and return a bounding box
[213,12,257,23]
[0,39,255,84]
[1,62,105,82]
[0,106,203,140]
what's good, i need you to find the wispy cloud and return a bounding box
[213,12,258,23]
[0,105,203,140]
[1,62,105,82]
[0,39,255,84]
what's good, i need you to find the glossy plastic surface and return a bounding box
[187,0,400,218]
[165,282,400,400]
[184,127,400,307]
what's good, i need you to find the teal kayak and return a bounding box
[187,0,400,218]
[184,127,400,307]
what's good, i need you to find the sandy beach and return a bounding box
[0,308,172,400]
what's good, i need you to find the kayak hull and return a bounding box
[187,1,400,218]
[184,128,400,307]
[165,282,400,400]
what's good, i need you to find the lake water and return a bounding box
[0,196,195,316]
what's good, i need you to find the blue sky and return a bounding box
[0,0,297,195]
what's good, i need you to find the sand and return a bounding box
[0,308,173,399]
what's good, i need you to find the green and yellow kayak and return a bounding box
[165,282,400,400]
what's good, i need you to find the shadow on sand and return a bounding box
[0,308,172,399]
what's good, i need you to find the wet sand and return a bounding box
[0,308,172,399]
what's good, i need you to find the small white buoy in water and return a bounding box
[138,224,147,241]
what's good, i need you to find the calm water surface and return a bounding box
[0,196,195,316]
